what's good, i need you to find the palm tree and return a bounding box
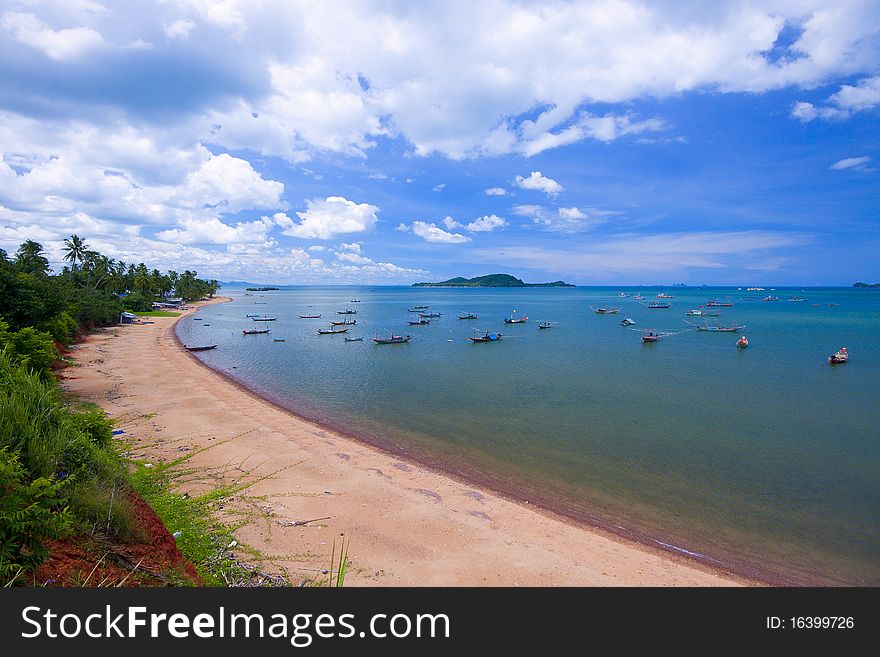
[15,240,50,275]
[61,234,89,271]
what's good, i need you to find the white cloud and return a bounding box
[2,11,105,61]
[339,241,362,252]
[830,156,872,171]
[442,216,461,230]
[395,223,410,232]
[164,19,196,40]
[514,171,563,196]
[793,76,880,121]
[432,183,446,192]
[173,153,284,213]
[155,215,275,245]
[558,207,586,219]
[513,204,611,232]
[307,245,325,251]
[410,221,471,244]
[276,196,379,239]
[465,214,507,232]
[485,187,508,196]
[335,251,373,264]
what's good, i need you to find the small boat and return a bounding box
[419,312,441,318]
[469,329,502,342]
[299,314,321,319]
[330,319,357,325]
[705,300,733,307]
[185,344,217,351]
[632,294,644,300]
[274,339,286,342]
[685,308,704,316]
[412,304,430,309]
[344,336,364,342]
[618,292,629,297]
[373,333,411,344]
[318,327,349,334]
[788,297,806,302]
[736,335,749,349]
[647,302,671,309]
[747,287,765,291]
[641,329,660,343]
[692,321,746,332]
[620,317,636,326]
[762,295,780,302]
[251,316,277,321]
[591,306,620,314]
[245,314,260,317]
[192,317,202,320]
[350,299,361,303]
[337,309,357,315]
[828,347,848,364]
[408,317,430,325]
[657,293,674,299]
[537,321,553,329]
[504,309,528,324]
[242,328,270,335]
[457,312,478,320]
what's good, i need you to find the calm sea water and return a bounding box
[176,286,880,585]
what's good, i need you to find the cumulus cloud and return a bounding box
[164,19,196,40]
[514,171,563,196]
[275,196,379,239]
[339,241,362,252]
[830,156,872,171]
[442,214,506,233]
[410,221,471,243]
[485,187,508,196]
[2,11,105,61]
[793,76,880,121]
[155,215,276,245]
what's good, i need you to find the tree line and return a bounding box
[1,235,219,378]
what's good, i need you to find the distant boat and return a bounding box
[185,344,217,351]
[685,308,704,316]
[331,319,357,325]
[591,306,620,314]
[412,304,430,309]
[245,314,260,317]
[641,329,660,343]
[337,309,357,315]
[344,336,365,342]
[299,314,321,318]
[419,312,442,318]
[647,302,672,309]
[537,321,553,329]
[788,297,806,302]
[691,320,746,332]
[618,292,629,297]
[620,317,636,326]
[504,309,528,324]
[373,333,411,344]
[737,335,749,349]
[657,293,674,299]
[762,295,780,302]
[457,312,478,319]
[350,299,361,302]
[242,328,270,335]
[318,326,350,334]
[251,316,277,321]
[632,293,644,300]
[828,346,848,364]
[274,338,286,342]
[408,316,430,325]
[705,300,733,307]
[469,329,502,342]
[747,287,765,291]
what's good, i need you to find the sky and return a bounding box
[0,0,878,286]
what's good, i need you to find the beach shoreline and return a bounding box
[63,296,756,586]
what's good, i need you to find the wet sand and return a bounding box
[62,297,752,586]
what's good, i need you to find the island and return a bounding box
[852,282,880,288]
[245,286,280,291]
[412,273,575,288]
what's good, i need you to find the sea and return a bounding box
[175,285,880,585]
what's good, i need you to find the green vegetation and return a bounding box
[852,282,880,288]
[413,273,575,287]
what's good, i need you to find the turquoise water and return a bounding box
[176,286,880,585]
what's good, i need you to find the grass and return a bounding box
[133,311,181,317]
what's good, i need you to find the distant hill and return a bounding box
[413,273,574,288]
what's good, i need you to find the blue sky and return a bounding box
[0,1,878,285]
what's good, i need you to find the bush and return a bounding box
[120,293,154,313]
[68,404,114,449]
[0,448,71,585]
[0,327,57,378]
[40,311,78,345]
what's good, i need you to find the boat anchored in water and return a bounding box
[185,344,217,351]
[407,316,430,325]
[737,335,749,349]
[504,309,528,324]
[457,312,478,320]
[828,346,848,364]
[345,336,364,342]
[251,316,277,321]
[591,306,620,314]
[242,328,270,335]
[620,317,636,326]
[469,328,502,342]
[318,326,349,334]
[647,302,672,309]
[641,329,660,342]
[690,320,746,332]
[705,300,733,307]
[299,314,321,318]
[373,332,411,344]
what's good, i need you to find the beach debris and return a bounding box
[143,462,154,468]
[172,531,182,539]
[111,429,125,435]
[275,516,332,528]
[227,540,238,549]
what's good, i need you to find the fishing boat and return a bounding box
[641,329,660,343]
[632,293,644,300]
[274,338,286,342]
[372,333,411,344]
[251,316,277,321]
[747,287,765,291]
[736,335,749,349]
[691,320,746,332]
[762,295,780,302]
[620,317,636,326]
[618,292,629,297]
[469,329,502,342]
[413,304,430,309]
[318,326,349,334]
[504,309,528,324]
[299,314,321,318]
[245,314,260,317]
[705,300,733,307]
[184,344,217,351]
[828,347,847,364]
[788,297,806,302]
[647,302,671,309]
[407,316,430,325]
[591,306,620,314]
[344,336,364,342]
[457,312,478,319]
[537,321,553,329]
[330,319,357,326]
[657,293,674,299]
[337,309,357,315]
[350,299,361,303]
[242,328,270,335]
[685,308,704,316]
[419,312,442,318]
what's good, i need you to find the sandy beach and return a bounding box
[62,297,750,586]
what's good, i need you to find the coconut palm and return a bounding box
[15,240,50,275]
[61,234,89,271]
